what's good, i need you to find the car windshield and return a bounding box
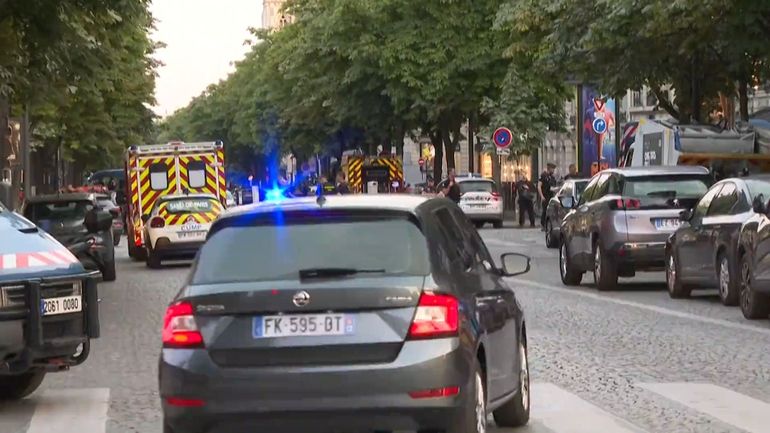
[622,175,710,208]
[160,197,215,214]
[459,181,497,194]
[191,216,430,285]
[745,179,770,201]
[575,181,588,199]
[24,200,94,224]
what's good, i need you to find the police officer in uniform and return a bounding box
[538,162,557,231]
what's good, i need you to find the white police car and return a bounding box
[439,174,505,228]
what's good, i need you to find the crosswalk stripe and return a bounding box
[638,382,770,433]
[528,383,647,433]
[26,388,110,433]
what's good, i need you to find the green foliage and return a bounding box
[0,0,158,170]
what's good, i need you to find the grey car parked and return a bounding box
[544,178,588,248]
[559,166,712,290]
[159,195,532,433]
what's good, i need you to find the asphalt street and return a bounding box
[2,224,770,433]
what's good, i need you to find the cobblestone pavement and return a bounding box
[2,227,769,433]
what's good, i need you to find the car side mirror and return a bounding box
[559,196,575,209]
[500,253,531,277]
[679,208,693,222]
[84,210,113,233]
[141,214,150,223]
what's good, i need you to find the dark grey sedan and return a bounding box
[665,176,770,305]
[159,195,532,433]
[544,178,588,248]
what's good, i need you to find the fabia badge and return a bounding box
[292,291,311,307]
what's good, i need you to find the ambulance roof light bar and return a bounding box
[128,141,223,155]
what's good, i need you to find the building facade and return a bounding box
[262,0,293,30]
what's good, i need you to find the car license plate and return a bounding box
[253,314,355,338]
[654,218,680,230]
[40,296,82,316]
[177,231,205,239]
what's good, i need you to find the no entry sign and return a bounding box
[493,127,513,149]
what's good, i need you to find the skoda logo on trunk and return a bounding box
[292,291,311,307]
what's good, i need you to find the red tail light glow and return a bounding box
[407,292,459,339]
[491,192,501,202]
[611,198,641,210]
[409,386,460,399]
[162,301,204,348]
[150,216,166,228]
[165,397,205,407]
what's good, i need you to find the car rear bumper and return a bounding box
[464,211,503,221]
[612,241,667,270]
[159,337,471,433]
[153,238,205,258]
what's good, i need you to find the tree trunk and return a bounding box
[738,79,749,122]
[0,96,9,173]
[691,53,702,123]
[430,129,443,181]
[442,126,455,172]
[468,113,475,174]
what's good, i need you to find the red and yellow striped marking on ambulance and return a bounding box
[156,199,223,226]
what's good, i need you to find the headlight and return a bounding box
[0,285,26,309]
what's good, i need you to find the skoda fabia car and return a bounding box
[159,195,531,433]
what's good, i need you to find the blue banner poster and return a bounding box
[581,86,617,176]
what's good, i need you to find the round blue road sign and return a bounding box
[493,127,513,149]
[592,117,608,134]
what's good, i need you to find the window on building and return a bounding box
[646,91,657,107]
[632,91,642,107]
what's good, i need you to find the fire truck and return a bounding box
[123,141,226,260]
[342,154,404,193]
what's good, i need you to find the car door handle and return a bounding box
[476,295,503,305]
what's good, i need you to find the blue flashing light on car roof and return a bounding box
[265,186,288,202]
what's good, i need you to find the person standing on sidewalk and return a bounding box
[538,162,557,231]
[516,173,535,227]
[441,168,461,204]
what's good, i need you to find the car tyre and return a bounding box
[447,360,486,433]
[0,370,46,400]
[493,220,503,229]
[666,249,691,299]
[102,258,117,282]
[717,252,739,306]
[559,239,583,286]
[593,241,618,291]
[739,254,770,319]
[492,336,530,428]
[146,245,162,269]
[544,219,558,248]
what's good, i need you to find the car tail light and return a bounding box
[407,292,459,339]
[610,198,641,210]
[165,397,205,407]
[162,301,204,348]
[409,386,460,399]
[150,216,165,228]
[491,192,501,202]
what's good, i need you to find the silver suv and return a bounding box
[558,166,712,290]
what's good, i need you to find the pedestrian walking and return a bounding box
[538,163,557,231]
[516,174,536,227]
[441,168,461,204]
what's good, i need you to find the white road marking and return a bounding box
[508,278,770,337]
[638,383,770,433]
[527,383,647,433]
[484,239,529,248]
[27,388,110,433]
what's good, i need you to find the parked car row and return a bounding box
[546,165,770,321]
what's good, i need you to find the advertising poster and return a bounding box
[581,86,617,176]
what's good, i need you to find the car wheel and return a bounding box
[559,240,583,286]
[593,241,618,291]
[0,370,46,400]
[717,253,739,306]
[666,250,691,299]
[492,336,530,427]
[102,258,117,282]
[146,245,162,269]
[739,254,770,319]
[446,361,486,433]
[492,220,503,229]
[545,219,558,248]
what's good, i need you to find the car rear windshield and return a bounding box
[621,175,710,209]
[163,198,214,214]
[24,200,94,223]
[459,181,497,194]
[191,215,430,284]
[745,180,770,201]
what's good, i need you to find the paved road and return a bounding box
[2,226,770,433]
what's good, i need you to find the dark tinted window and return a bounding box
[692,185,722,223]
[459,181,497,194]
[434,207,470,265]
[622,175,710,209]
[191,216,430,284]
[708,182,738,216]
[25,200,94,223]
[574,181,588,199]
[579,175,601,204]
[592,173,611,200]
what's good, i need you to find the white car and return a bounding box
[439,174,504,228]
[143,194,223,268]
